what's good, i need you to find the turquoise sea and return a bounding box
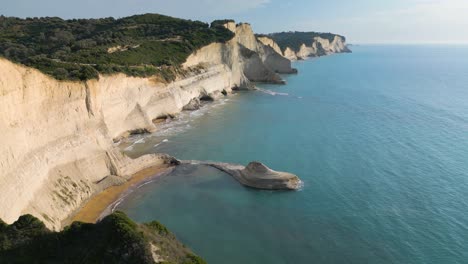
[118,45,468,263]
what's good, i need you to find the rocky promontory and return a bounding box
[185,161,302,190]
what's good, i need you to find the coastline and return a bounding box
[69,165,174,225]
[60,49,346,228]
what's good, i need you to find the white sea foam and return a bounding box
[135,138,145,144]
[154,139,169,148]
[255,87,289,96]
[121,98,232,149]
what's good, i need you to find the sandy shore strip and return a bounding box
[71,165,174,224]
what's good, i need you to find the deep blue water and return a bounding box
[118,45,468,263]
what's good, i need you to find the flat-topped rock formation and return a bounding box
[185,161,302,190]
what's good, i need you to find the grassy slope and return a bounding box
[0,14,234,81]
[0,211,206,264]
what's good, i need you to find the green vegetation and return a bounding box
[210,19,235,28]
[0,13,234,81]
[0,211,206,264]
[258,31,345,52]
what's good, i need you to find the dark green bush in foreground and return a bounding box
[0,211,206,264]
[0,13,234,81]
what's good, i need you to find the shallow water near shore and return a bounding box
[118,45,468,263]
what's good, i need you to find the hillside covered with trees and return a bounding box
[259,31,345,53]
[0,14,234,81]
[0,211,206,264]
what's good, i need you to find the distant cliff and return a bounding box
[257,31,351,60]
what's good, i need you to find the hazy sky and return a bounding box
[2,0,468,44]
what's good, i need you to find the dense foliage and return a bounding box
[0,13,234,81]
[0,211,206,264]
[210,19,235,28]
[259,31,345,52]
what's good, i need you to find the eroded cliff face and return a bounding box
[283,47,298,61]
[0,21,295,230]
[185,23,296,84]
[314,36,351,55]
[296,36,350,59]
[257,36,283,55]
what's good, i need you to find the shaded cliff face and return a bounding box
[0,20,295,230]
[257,37,283,55]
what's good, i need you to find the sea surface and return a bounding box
[118,45,468,264]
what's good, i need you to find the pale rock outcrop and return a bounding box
[224,21,237,33]
[0,20,297,230]
[182,98,201,111]
[282,35,351,60]
[187,161,302,190]
[238,161,301,190]
[314,35,351,54]
[257,36,283,55]
[296,43,317,59]
[233,26,296,75]
[283,47,298,60]
[185,22,296,87]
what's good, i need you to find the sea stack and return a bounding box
[239,162,302,190]
[207,161,302,190]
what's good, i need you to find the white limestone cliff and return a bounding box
[283,47,298,61]
[257,36,283,55]
[186,23,296,84]
[264,34,351,60]
[0,21,296,230]
[314,35,351,54]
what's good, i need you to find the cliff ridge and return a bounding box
[258,32,351,60]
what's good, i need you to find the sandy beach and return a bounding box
[71,165,173,224]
